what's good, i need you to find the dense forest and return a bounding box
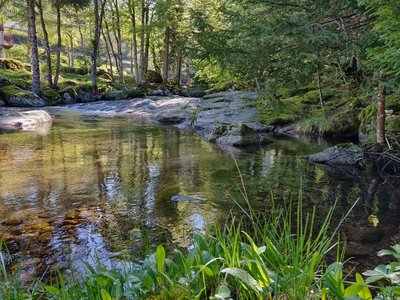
[1,0,400,299]
[0,0,399,145]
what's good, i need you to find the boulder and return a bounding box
[192,91,272,146]
[0,86,45,107]
[151,87,172,97]
[0,99,5,106]
[0,110,53,132]
[146,70,163,84]
[59,92,77,105]
[306,143,363,166]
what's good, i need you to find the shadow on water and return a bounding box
[0,111,399,281]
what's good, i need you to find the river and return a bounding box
[0,109,399,281]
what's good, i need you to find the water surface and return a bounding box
[0,110,399,280]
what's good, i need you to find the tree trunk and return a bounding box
[162,26,170,84]
[142,7,152,81]
[37,0,52,86]
[316,64,324,108]
[376,86,386,146]
[128,0,140,83]
[104,19,119,75]
[70,35,74,68]
[102,27,114,78]
[175,54,182,85]
[27,0,40,94]
[53,0,62,89]
[112,0,123,81]
[91,0,106,95]
[151,44,160,73]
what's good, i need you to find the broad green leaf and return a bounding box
[221,267,262,293]
[156,244,166,273]
[100,289,112,300]
[44,285,60,295]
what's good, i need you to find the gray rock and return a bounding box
[192,91,272,146]
[171,194,204,202]
[0,110,53,132]
[59,92,76,105]
[4,87,46,107]
[306,143,363,166]
[151,87,172,97]
[0,100,5,106]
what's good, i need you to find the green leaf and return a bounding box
[156,244,166,273]
[221,267,262,293]
[100,289,112,300]
[44,285,60,295]
[212,285,231,299]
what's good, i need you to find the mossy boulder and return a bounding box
[60,66,89,75]
[259,96,306,125]
[300,88,335,105]
[146,70,163,84]
[323,109,361,137]
[0,58,25,71]
[40,86,60,106]
[0,85,45,107]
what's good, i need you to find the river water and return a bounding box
[0,110,399,281]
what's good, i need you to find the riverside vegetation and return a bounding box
[1,0,400,299]
[1,192,400,299]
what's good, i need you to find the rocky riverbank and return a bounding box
[51,91,273,147]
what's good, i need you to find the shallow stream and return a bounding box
[0,110,399,281]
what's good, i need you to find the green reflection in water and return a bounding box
[0,112,399,281]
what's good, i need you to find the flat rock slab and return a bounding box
[306,143,363,166]
[59,91,272,147]
[0,110,53,132]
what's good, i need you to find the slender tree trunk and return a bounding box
[53,0,62,89]
[139,0,146,83]
[175,54,182,85]
[128,0,140,83]
[102,27,114,78]
[162,26,170,84]
[91,0,106,95]
[142,7,151,80]
[316,64,324,108]
[27,0,40,94]
[377,85,386,146]
[70,35,74,67]
[112,0,123,81]
[151,44,160,73]
[76,9,84,47]
[37,0,52,86]
[104,19,119,75]
[130,38,134,75]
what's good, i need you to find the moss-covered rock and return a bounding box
[323,109,361,137]
[40,86,60,106]
[300,88,335,105]
[0,85,45,107]
[259,96,306,125]
[146,70,163,84]
[0,58,25,71]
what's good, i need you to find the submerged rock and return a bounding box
[171,194,205,202]
[306,143,363,166]
[0,110,53,132]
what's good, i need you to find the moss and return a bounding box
[323,109,361,137]
[387,115,400,132]
[0,85,33,98]
[0,68,32,89]
[386,93,400,113]
[300,88,335,105]
[146,70,163,84]
[259,95,306,125]
[40,86,60,106]
[0,58,24,71]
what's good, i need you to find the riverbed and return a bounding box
[0,108,399,282]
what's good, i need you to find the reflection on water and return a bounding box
[0,112,399,280]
